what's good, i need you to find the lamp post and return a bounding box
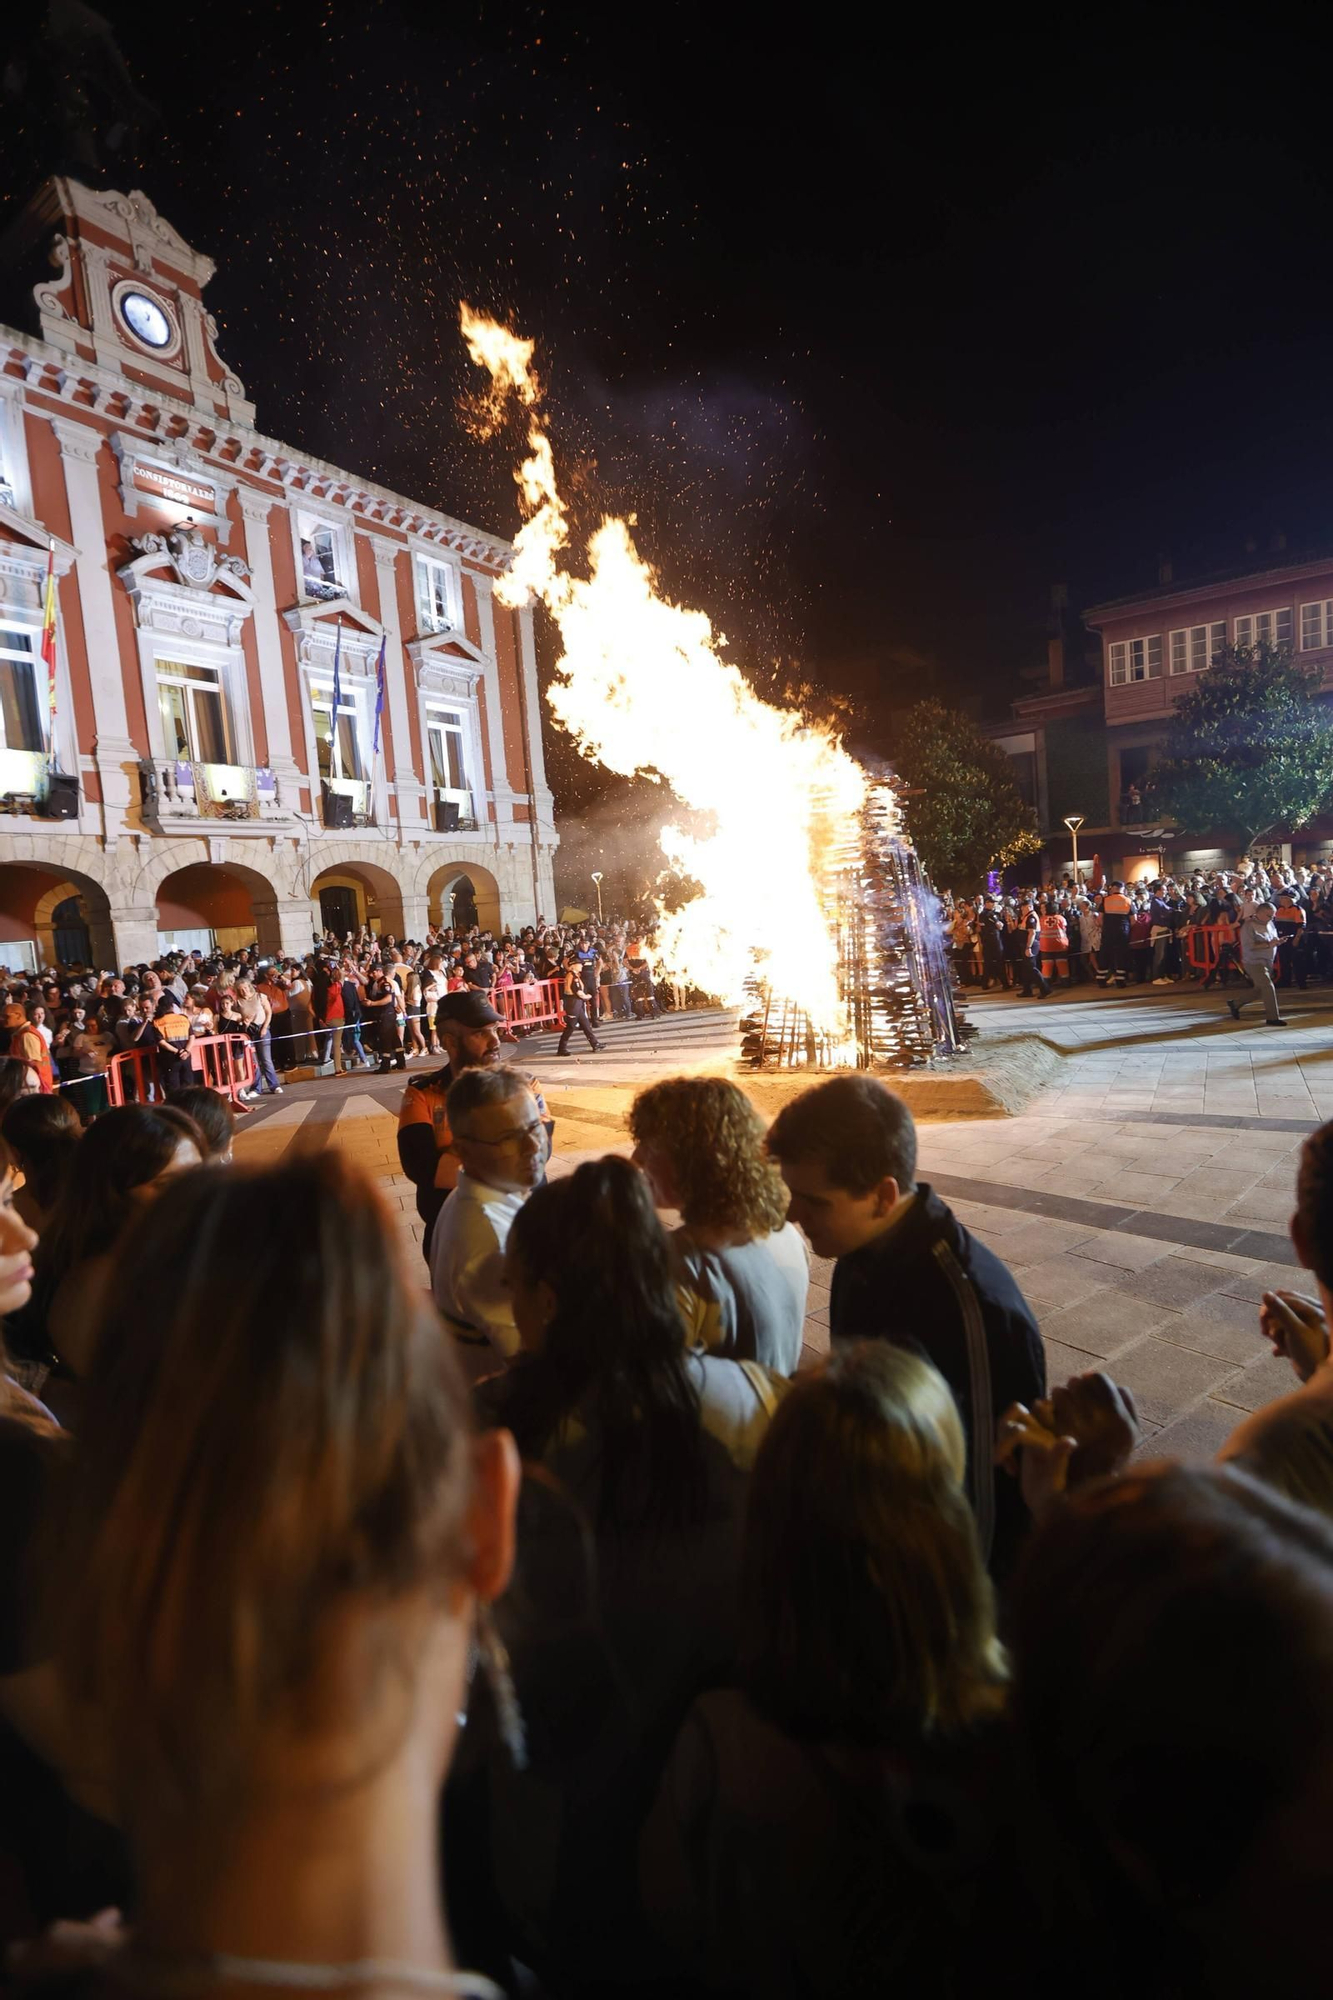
[1063,814,1085,884]
[591,871,604,922]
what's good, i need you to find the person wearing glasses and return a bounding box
[429,1066,547,1384]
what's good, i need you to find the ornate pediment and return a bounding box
[118,529,254,644]
[282,599,383,670]
[408,628,487,698]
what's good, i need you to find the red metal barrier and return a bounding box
[105,1045,160,1106]
[1187,923,1234,971]
[496,978,565,1032]
[189,1033,258,1104]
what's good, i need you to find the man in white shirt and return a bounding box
[430,1066,546,1383]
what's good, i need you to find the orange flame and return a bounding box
[462,306,873,1035]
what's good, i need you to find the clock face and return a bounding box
[119,291,174,349]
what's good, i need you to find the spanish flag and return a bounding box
[40,543,57,759]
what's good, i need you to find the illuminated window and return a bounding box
[416,556,461,633]
[0,628,45,753]
[1301,601,1333,650]
[426,704,469,795]
[157,658,230,764]
[1109,635,1162,685]
[1169,622,1226,674]
[311,684,364,780]
[296,514,349,601]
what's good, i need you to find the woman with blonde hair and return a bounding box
[51,1152,518,1995]
[642,1342,1011,1996]
[631,1074,809,1375]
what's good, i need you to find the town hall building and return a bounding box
[0,175,558,970]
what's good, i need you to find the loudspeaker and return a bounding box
[42,772,79,820]
[322,785,355,829]
[435,798,460,832]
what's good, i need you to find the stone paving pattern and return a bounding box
[234,987,1333,1462]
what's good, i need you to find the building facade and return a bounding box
[0,177,558,971]
[989,552,1333,882]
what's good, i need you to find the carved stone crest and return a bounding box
[128,528,249,593]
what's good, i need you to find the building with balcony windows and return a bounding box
[987,552,1333,883]
[0,176,558,971]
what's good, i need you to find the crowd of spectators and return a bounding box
[942,857,1333,1016]
[0,914,674,1120]
[3,1039,1333,1997]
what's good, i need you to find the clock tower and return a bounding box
[13,176,253,426]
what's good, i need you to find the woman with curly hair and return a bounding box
[631,1075,809,1375]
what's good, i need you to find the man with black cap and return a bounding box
[396,989,553,1261]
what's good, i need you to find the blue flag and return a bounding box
[372,635,387,755]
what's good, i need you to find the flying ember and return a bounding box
[459,302,869,1038]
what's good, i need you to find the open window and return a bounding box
[296,514,351,602]
[0,627,46,752]
[311,682,365,782]
[416,555,461,633]
[425,702,473,825]
[156,657,232,764]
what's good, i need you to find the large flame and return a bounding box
[462,305,871,1034]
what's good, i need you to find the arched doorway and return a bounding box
[0,864,115,971]
[156,864,263,955]
[426,861,501,936]
[309,860,408,941]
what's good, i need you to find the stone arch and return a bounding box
[127,838,300,909]
[425,859,501,935]
[155,857,293,956]
[0,860,116,970]
[308,853,411,939]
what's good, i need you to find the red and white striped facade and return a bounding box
[0,176,558,969]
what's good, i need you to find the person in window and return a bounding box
[300,536,329,596]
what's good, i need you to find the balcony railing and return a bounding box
[0,748,49,813]
[321,776,373,828]
[144,760,287,823]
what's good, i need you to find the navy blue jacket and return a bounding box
[829,1183,1046,1576]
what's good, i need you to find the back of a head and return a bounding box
[1010,1464,1333,1952]
[1,1092,81,1208]
[765,1074,917,1195]
[741,1343,1003,1745]
[40,1104,202,1275]
[630,1075,788,1232]
[166,1086,235,1162]
[505,1155,701,1529]
[57,1152,475,1827]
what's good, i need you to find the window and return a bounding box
[311,684,364,781]
[297,515,349,601]
[157,659,231,764]
[1169,621,1227,674]
[0,628,45,752]
[1302,601,1333,650]
[416,556,461,633]
[1235,607,1293,649]
[1108,635,1162,685]
[426,705,469,795]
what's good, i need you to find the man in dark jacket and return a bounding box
[767,1074,1045,1575]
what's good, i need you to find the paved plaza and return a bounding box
[235,986,1333,1460]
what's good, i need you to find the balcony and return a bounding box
[321,776,373,829]
[0,748,51,816]
[432,789,479,834]
[141,760,294,831]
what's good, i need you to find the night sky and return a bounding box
[4,5,1333,804]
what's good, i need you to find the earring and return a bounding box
[476,1605,528,1771]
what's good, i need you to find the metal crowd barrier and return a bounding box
[1186,924,1234,971]
[496,978,565,1032]
[105,1033,258,1108]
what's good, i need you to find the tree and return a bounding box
[890,699,1040,890]
[1146,641,1333,850]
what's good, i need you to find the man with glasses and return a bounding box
[430,1066,546,1383]
[397,989,553,1264]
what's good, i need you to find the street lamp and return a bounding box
[591,871,604,921]
[1063,815,1085,883]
